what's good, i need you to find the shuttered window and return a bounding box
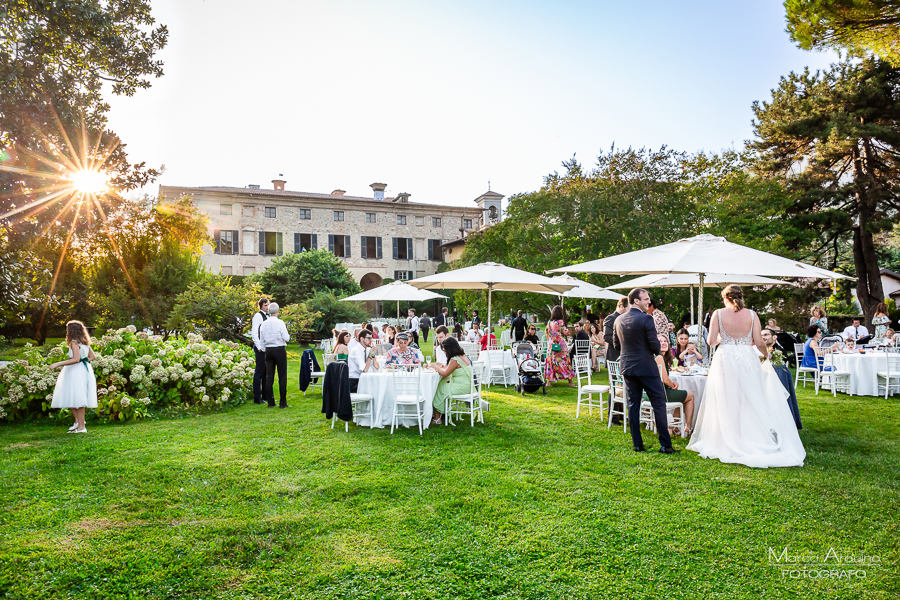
[328,235,351,257]
[392,237,413,260]
[213,230,240,254]
[294,233,317,253]
[258,232,283,256]
[361,236,382,259]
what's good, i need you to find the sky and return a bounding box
[106,0,840,208]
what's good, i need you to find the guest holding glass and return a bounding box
[347,329,378,392]
[426,337,473,425]
[810,305,829,335]
[873,303,891,339]
[545,305,575,387]
[466,322,483,343]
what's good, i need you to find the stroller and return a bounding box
[774,331,801,364]
[514,342,546,396]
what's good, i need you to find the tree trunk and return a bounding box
[851,144,886,324]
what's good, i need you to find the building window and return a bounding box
[265,206,277,218]
[243,266,256,275]
[299,209,311,220]
[427,239,442,261]
[214,229,239,254]
[329,234,351,257]
[432,217,441,227]
[220,266,233,275]
[258,231,283,256]
[397,215,406,225]
[366,212,376,223]
[294,233,317,252]
[394,270,414,281]
[464,218,473,229]
[220,204,232,215]
[334,211,344,221]
[415,216,424,226]
[393,237,413,260]
[361,236,382,259]
[242,205,254,217]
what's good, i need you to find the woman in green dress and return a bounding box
[333,331,350,361]
[426,336,473,425]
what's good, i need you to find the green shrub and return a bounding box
[304,291,368,337]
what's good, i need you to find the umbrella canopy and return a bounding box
[606,273,797,290]
[549,234,849,279]
[340,281,448,302]
[532,274,625,300]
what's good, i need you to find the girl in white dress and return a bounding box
[50,320,98,434]
[687,286,805,468]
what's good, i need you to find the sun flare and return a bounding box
[69,169,109,195]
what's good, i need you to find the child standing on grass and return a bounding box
[50,320,97,434]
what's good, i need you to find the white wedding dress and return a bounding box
[687,310,805,468]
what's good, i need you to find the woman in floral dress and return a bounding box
[873,303,891,340]
[544,305,576,387]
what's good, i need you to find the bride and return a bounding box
[687,285,805,468]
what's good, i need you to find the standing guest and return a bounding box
[767,318,782,333]
[452,322,466,340]
[545,305,576,387]
[453,309,459,324]
[250,297,270,404]
[348,329,379,393]
[511,310,528,342]
[604,297,629,366]
[433,307,448,328]
[614,288,675,453]
[655,334,695,435]
[387,333,422,365]
[472,310,481,326]
[427,336,473,425]
[589,322,605,371]
[466,322,483,343]
[333,331,350,360]
[809,305,829,335]
[50,320,98,434]
[841,317,869,342]
[420,312,432,343]
[523,325,540,346]
[406,308,420,345]
[433,325,450,365]
[648,298,670,341]
[259,302,290,408]
[873,303,891,339]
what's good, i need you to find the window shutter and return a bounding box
[427,240,433,261]
[344,235,351,257]
[408,271,413,281]
[213,229,221,254]
[361,236,367,258]
[328,234,334,254]
[312,234,317,250]
[392,237,398,259]
[376,237,382,259]
[276,232,283,256]
[232,230,239,254]
[294,233,300,254]
[258,231,265,255]
[407,238,413,260]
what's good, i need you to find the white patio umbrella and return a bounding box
[340,281,448,320]
[550,234,849,359]
[408,262,576,338]
[531,274,624,306]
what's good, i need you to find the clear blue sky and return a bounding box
[107,0,838,207]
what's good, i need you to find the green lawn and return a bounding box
[1,346,897,599]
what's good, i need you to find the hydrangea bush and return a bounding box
[0,326,253,422]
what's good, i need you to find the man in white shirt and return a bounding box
[406,309,420,345]
[842,318,870,341]
[250,297,269,404]
[433,325,449,365]
[466,322,482,343]
[259,302,291,408]
[348,329,379,392]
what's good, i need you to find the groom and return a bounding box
[613,288,675,454]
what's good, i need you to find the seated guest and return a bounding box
[480,328,497,351]
[466,323,483,343]
[680,342,702,367]
[452,323,466,339]
[426,336,473,425]
[569,321,591,359]
[333,331,350,360]
[347,329,379,392]
[843,338,857,352]
[348,328,362,353]
[433,326,449,365]
[589,323,604,371]
[386,325,397,346]
[523,325,540,346]
[842,317,870,342]
[386,333,422,365]
[767,318,781,333]
[801,324,831,369]
[883,329,896,346]
[654,335,695,435]
[672,328,703,366]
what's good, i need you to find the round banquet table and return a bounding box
[668,372,708,428]
[355,369,441,430]
[828,351,891,396]
[475,350,518,387]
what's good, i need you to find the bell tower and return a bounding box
[474,191,504,229]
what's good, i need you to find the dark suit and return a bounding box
[511,316,528,342]
[433,313,446,328]
[613,307,672,450]
[603,311,622,365]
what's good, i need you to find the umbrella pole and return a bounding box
[690,284,695,326]
[487,284,493,345]
[698,274,705,365]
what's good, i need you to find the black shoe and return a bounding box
[659,447,679,454]
[633,446,646,452]
[268,404,276,408]
[254,399,265,404]
[279,404,289,409]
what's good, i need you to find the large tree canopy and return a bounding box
[248,249,361,307]
[785,0,900,65]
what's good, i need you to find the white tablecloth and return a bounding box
[669,372,708,427]
[356,370,441,430]
[829,352,890,396]
[476,350,517,386]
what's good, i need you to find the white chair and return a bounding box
[485,349,513,387]
[818,350,851,397]
[574,355,609,419]
[641,364,685,436]
[323,353,338,367]
[794,343,819,389]
[574,338,591,358]
[305,351,326,396]
[877,347,900,399]
[332,392,375,431]
[390,366,426,435]
[449,361,485,427]
[606,360,627,432]
[460,341,480,364]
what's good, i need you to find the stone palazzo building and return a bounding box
[158,178,503,293]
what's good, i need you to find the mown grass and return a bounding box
[1,345,898,599]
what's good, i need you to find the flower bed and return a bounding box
[0,326,253,422]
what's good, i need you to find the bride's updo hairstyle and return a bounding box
[722,285,745,311]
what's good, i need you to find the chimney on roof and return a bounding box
[370,182,387,201]
[395,192,410,203]
[331,189,346,196]
[272,174,286,191]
